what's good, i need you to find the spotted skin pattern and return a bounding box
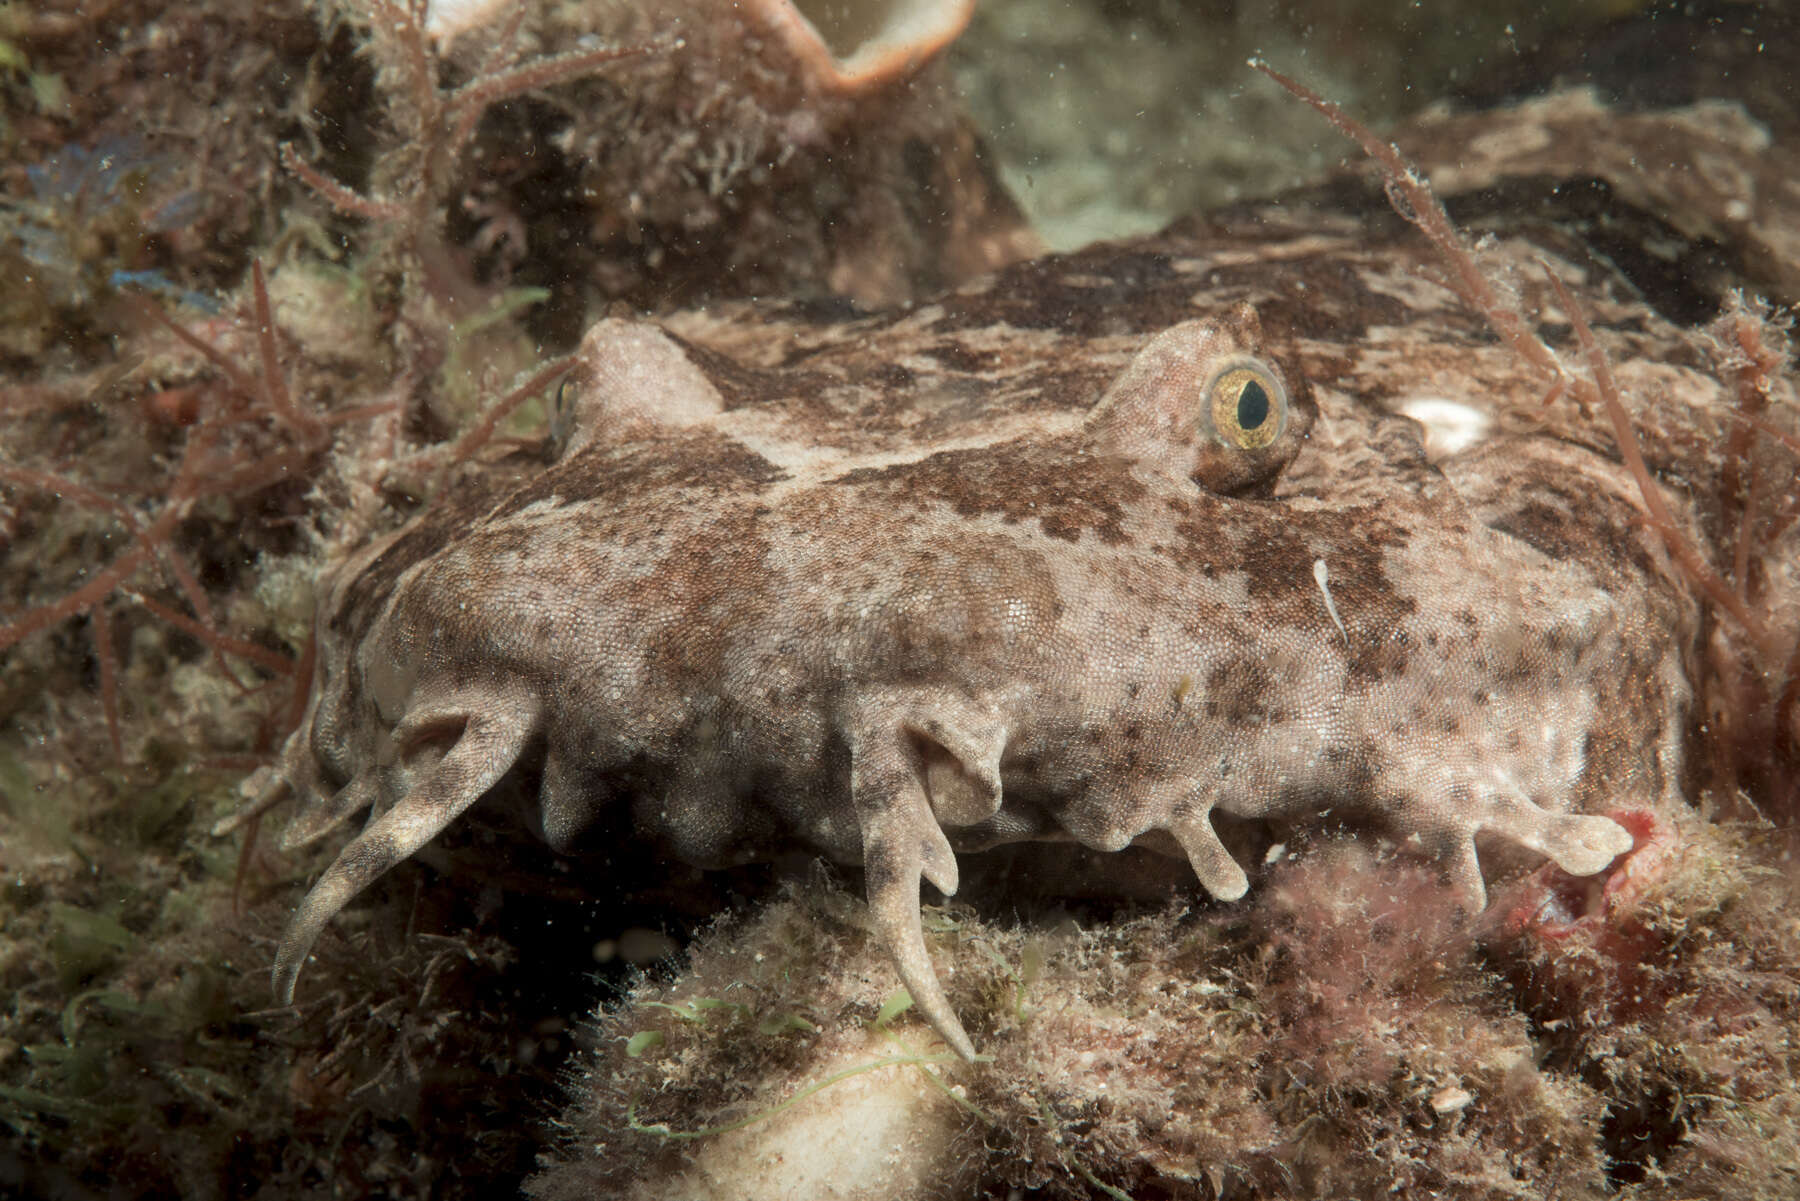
[234,216,1743,1061]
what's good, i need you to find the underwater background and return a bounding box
[2,1,1797,1198]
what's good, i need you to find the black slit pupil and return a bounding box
[1237,380,1270,431]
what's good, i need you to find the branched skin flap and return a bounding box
[247,295,1668,1061]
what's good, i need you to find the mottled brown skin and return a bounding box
[236,221,1728,1059]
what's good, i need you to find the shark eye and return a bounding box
[1205,357,1287,451]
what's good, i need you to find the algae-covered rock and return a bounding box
[537,822,1800,1200]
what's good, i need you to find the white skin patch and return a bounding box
[1397,396,1493,459]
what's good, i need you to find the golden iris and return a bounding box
[1206,359,1286,450]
